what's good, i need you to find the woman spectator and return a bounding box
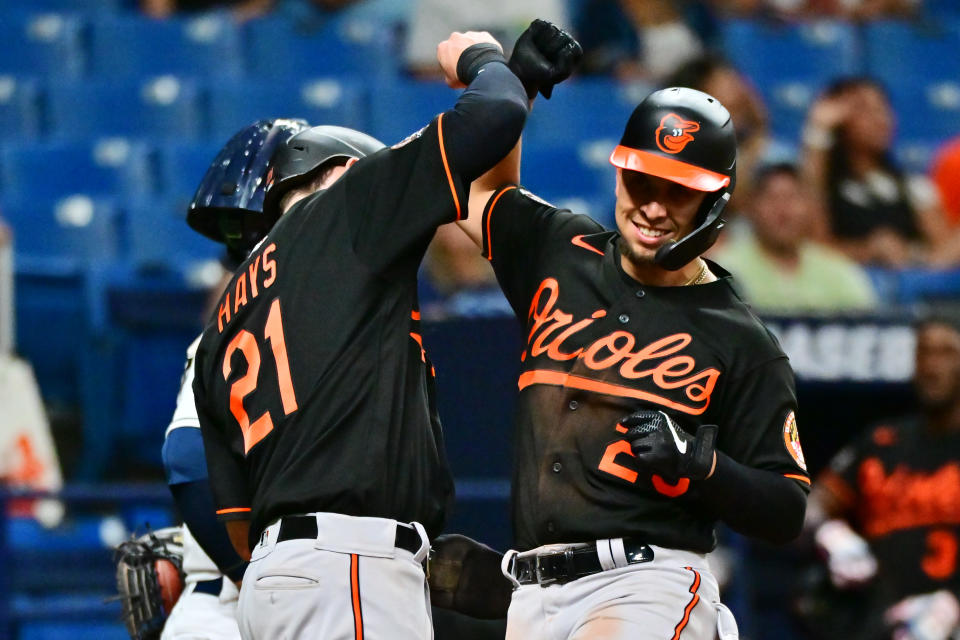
[801,77,957,267]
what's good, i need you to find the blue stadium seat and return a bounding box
[523,78,641,146]
[0,76,42,140]
[0,12,85,77]
[46,78,205,140]
[205,78,367,141]
[863,21,960,87]
[244,14,398,79]
[521,141,617,205]
[156,140,221,203]
[0,139,156,199]
[367,79,451,144]
[719,19,861,141]
[88,14,244,78]
[123,197,221,272]
[2,196,121,409]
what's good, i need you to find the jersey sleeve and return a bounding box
[481,186,604,317]
[163,338,207,486]
[193,347,251,522]
[341,116,470,276]
[715,356,811,490]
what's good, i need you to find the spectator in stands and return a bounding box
[801,308,960,639]
[713,162,877,312]
[0,216,65,528]
[419,224,511,319]
[404,0,568,78]
[575,0,713,81]
[801,77,958,267]
[931,135,960,228]
[664,54,790,213]
[714,0,919,20]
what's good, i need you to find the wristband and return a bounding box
[456,43,507,86]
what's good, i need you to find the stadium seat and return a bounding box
[523,78,642,146]
[88,14,245,78]
[2,196,121,409]
[0,139,156,199]
[0,12,85,78]
[0,76,42,140]
[366,79,451,144]
[46,78,205,140]
[244,14,399,79]
[156,140,221,204]
[204,78,367,141]
[863,21,960,88]
[123,197,221,272]
[719,19,861,141]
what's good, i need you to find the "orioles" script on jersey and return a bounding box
[217,242,279,333]
[519,278,721,415]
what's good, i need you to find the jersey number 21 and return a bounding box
[222,298,298,453]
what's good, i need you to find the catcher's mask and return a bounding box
[187,118,309,257]
[610,87,737,270]
[262,125,386,219]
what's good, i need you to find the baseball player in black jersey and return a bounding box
[448,85,811,638]
[191,25,577,640]
[805,312,960,640]
[161,119,309,640]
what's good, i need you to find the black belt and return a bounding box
[509,539,655,586]
[273,515,422,554]
[194,577,223,596]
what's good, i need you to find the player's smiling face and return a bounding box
[614,169,707,269]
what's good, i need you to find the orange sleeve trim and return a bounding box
[436,113,462,221]
[484,185,518,261]
[671,567,702,640]
[216,507,251,515]
[784,473,812,485]
[351,553,364,640]
[518,369,709,415]
[410,310,421,321]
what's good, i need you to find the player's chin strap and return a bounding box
[654,191,729,271]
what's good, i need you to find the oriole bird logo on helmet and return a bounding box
[655,113,700,154]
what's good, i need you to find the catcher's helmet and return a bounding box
[262,125,386,218]
[610,87,737,270]
[187,118,309,256]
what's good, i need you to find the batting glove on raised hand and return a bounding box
[621,410,718,488]
[508,19,583,100]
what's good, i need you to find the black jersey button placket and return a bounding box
[618,314,630,324]
[552,461,562,473]
[568,400,579,410]
[635,289,645,298]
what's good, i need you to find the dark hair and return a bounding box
[915,303,960,336]
[753,161,799,190]
[662,53,733,92]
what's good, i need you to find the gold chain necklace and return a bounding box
[684,259,708,286]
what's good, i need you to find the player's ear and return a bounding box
[345,157,360,169]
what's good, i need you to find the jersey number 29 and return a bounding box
[222,298,298,453]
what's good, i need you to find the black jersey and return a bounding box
[481,186,811,553]
[194,117,467,546]
[819,418,960,604]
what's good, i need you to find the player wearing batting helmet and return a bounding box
[450,76,810,637]
[161,118,309,640]
[191,23,576,640]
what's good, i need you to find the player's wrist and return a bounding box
[456,43,507,86]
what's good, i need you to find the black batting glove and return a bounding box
[621,410,717,483]
[508,19,583,100]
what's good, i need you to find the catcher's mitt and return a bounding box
[114,526,185,640]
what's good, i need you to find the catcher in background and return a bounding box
[802,308,960,640]
[151,118,311,640]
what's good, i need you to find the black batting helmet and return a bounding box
[262,125,386,218]
[610,87,737,270]
[187,118,309,257]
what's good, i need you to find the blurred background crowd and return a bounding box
[0,0,959,638]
